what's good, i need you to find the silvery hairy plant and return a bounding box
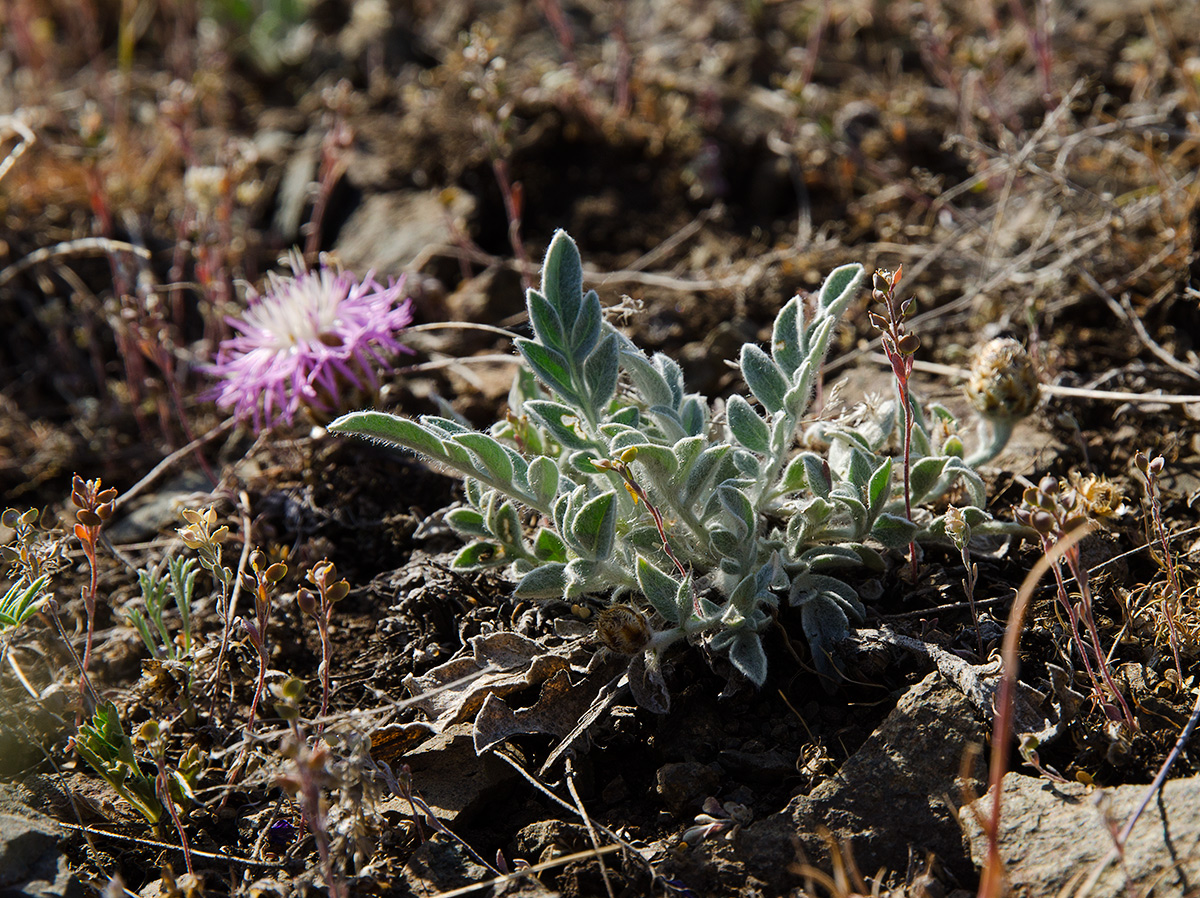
[330,231,1011,690]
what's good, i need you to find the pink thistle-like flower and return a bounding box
[208,250,413,431]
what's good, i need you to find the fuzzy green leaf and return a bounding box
[516,339,578,404]
[584,332,620,411]
[909,456,950,504]
[532,528,567,562]
[527,456,560,507]
[445,508,489,539]
[329,411,445,458]
[452,541,503,569]
[524,400,593,450]
[514,563,568,599]
[636,555,684,625]
[527,289,566,351]
[867,457,893,515]
[771,295,804,375]
[726,395,771,454]
[541,229,584,325]
[802,453,832,499]
[452,433,514,484]
[727,631,769,686]
[871,513,919,549]
[817,263,865,317]
[571,289,603,357]
[740,344,788,414]
[569,491,618,561]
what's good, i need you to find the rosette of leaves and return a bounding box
[331,231,999,690]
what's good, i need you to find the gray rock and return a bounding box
[403,833,492,897]
[0,785,84,897]
[655,762,721,816]
[332,189,475,279]
[675,672,987,892]
[962,772,1200,897]
[380,723,518,827]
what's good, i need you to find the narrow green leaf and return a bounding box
[516,339,578,403]
[570,289,603,357]
[846,447,874,493]
[778,454,808,493]
[867,457,893,515]
[740,344,788,414]
[771,295,804,375]
[329,412,445,458]
[524,400,592,449]
[717,483,755,539]
[726,395,770,454]
[541,229,583,324]
[584,332,620,412]
[680,444,732,506]
[801,453,832,499]
[816,262,865,317]
[452,433,514,484]
[527,289,566,351]
[620,349,674,408]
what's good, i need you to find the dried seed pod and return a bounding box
[965,337,1040,423]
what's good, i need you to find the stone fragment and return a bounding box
[962,772,1200,897]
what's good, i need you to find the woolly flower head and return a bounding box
[209,250,413,431]
[964,337,1039,423]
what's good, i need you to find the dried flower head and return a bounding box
[965,337,1040,423]
[208,250,413,431]
[1066,471,1125,519]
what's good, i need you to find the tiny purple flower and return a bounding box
[208,250,413,431]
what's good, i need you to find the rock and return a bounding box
[782,671,986,881]
[673,672,986,892]
[0,784,84,897]
[332,189,475,279]
[380,723,518,826]
[962,772,1200,897]
[403,832,492,897]
[655,762,722,816]
[513,820,589,866]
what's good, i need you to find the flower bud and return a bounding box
[896,332,920,355]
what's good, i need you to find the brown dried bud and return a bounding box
[896,332,920,355]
